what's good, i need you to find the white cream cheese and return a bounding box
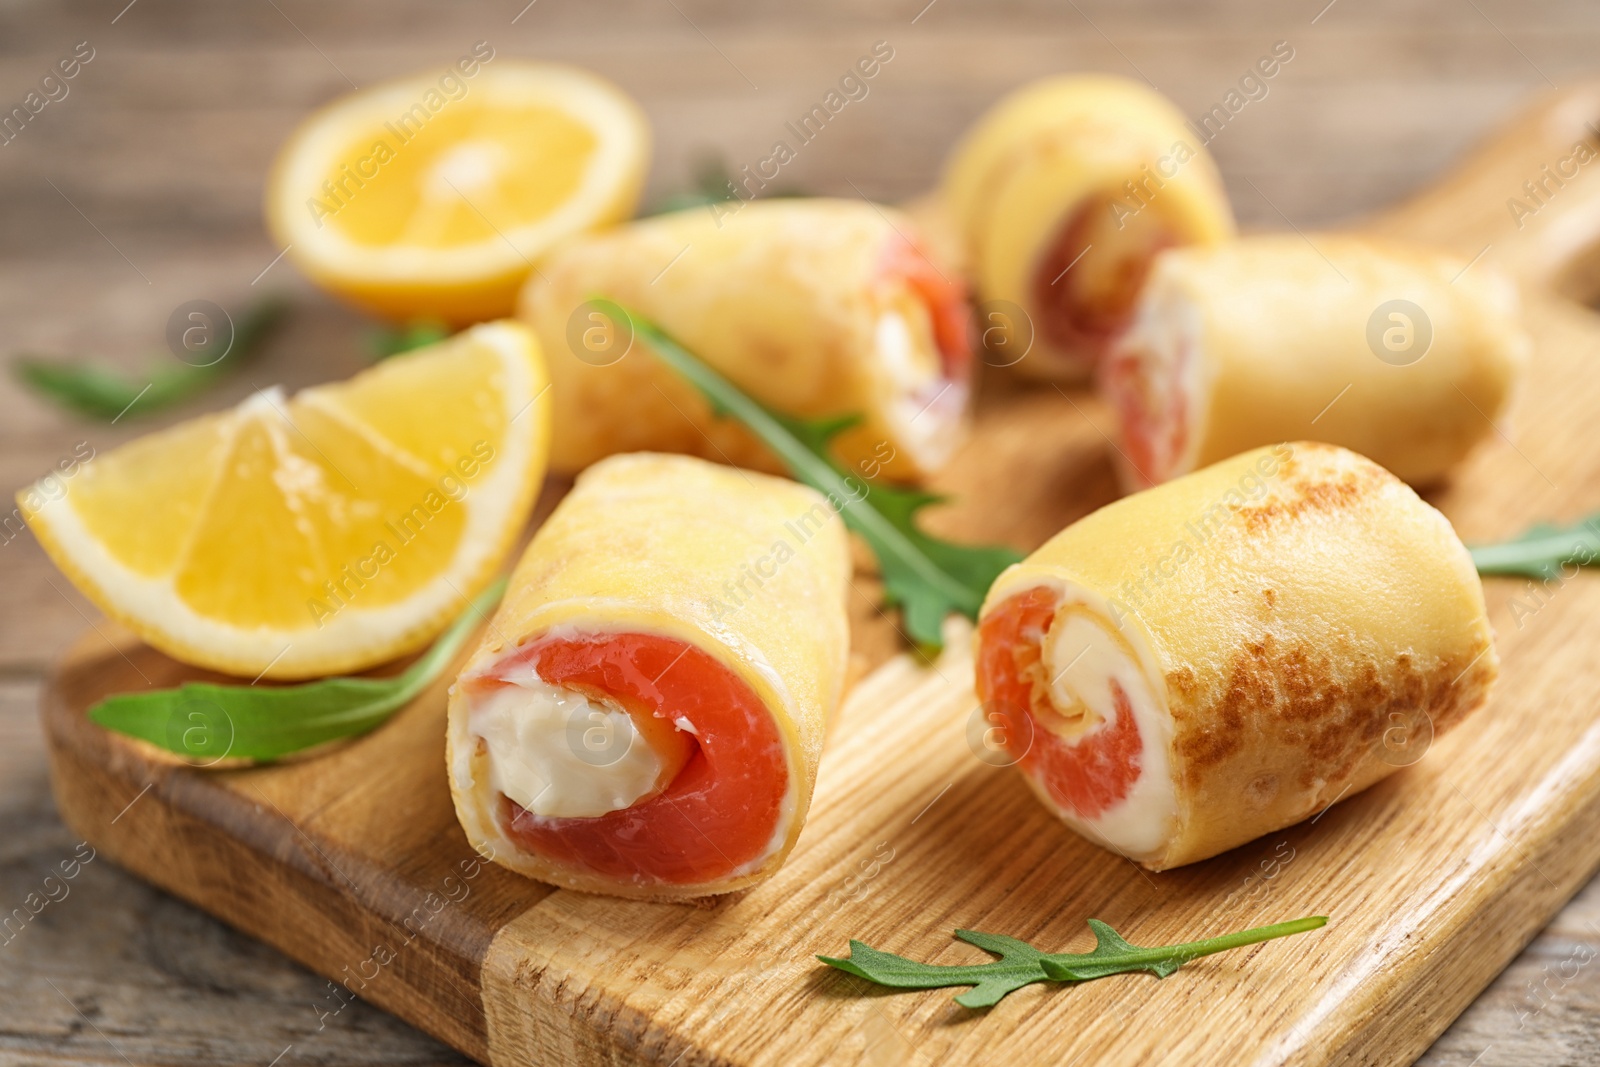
[1040,601,1178,860]
[471,678,663,819]
[876,309,961,470]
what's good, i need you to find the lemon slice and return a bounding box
[20,321,550,680]
[266,62,649,324]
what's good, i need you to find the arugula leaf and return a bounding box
[820,915,1327,1008]
[367,319,451,360]
[822,929,1053,1009]
[1468,511,1600,580]
[1038,915,1326,980]
[89,577,505,763]
[626,311,1021,650]
[12,297,288,421]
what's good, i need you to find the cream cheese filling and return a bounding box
[470,676,663,820]
[1039,602,1178,861]
[455,620,812,888]
[876,309,962,470]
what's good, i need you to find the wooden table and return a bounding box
[3,1,1599,1063]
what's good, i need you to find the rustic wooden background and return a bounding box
[3,1,1600,1064]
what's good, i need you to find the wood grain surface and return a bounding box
[8,2,1600,1065]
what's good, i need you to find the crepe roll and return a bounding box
[975,442,1497,870]
[447,453,850,898]
[941,74,1235,380]
[519,198,971,482]
[1104,234,1529,490]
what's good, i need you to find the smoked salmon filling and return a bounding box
[518,198,971,483]
[938,73,1235,381]
[1029,193,1181,375]
[975,443,1498,870]
[1103,235,1529,491]
[976,584,1177,863]
[447,453,850,899]
[1099,271,1202,488]
[461,632,789,886]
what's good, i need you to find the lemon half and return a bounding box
[267,62,650,324]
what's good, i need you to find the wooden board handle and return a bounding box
[1363,83,1600,300]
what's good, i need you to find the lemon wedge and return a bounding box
[266,62,649,324]
[20,321,550,679]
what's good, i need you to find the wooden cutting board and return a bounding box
[41,84,1600,1067]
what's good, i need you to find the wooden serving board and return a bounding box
[41,85,1600,1066]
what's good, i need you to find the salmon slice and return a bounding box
[486,632,789,886]
[1101,337,1192,489]
[1100,273,1198,489]
[881,234,973,383]
[1030,196,1179,372]
[976,587,1142,820]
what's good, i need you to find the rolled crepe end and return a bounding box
[975,578,1180,866]
[446,453,848,899]
[520,199,972,483]
[1105,236,1530,490]
[977,442,1499,870]
[1102,263,1207,490]
[941,74,1235,381]
[447,627,804,899]
[1019,188,1208,383]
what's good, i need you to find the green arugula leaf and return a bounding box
[367,319,452,360]
[820,915,1327,1008]
[89,577,504,763]
[1469,511,1600,580]
[1037,915,1327,981]
[12,297,288,421]
[626,311,1021,651]
[821,929,1053,1009]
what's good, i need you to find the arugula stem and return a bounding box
[1470,533,1596,576]
[1061,915,1328,970]
[258,575,506,736]
[631,314,986,618]
[1464,512,1600,580]
[389,576,506,705]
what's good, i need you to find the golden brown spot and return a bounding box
[1172,629,1497,797]
[1236,449,1394,537]
[1166,664,1199,700]
[1177,726,1242,772]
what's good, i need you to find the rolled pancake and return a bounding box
[975,442,1497,870]
[447,453,850,898]
[940,74,1234,380]
[518,198,971,482]
[1104,234,1530,489]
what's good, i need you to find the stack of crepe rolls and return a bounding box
[975,442,1497,871]
[1103,234,1530,490]
[518,198,971,482]
[447,453,850,898]
[940,74,1235,380]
